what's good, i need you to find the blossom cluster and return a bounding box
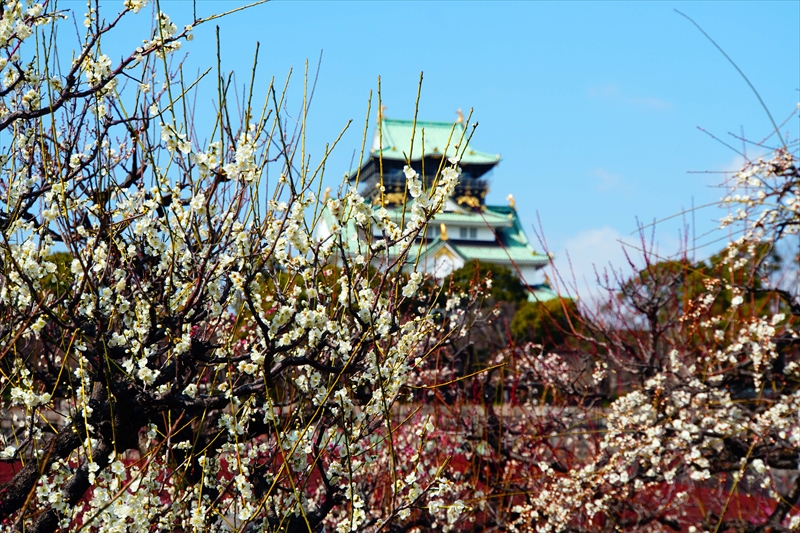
[0,3,489,532]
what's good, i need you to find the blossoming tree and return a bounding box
[0,2,482,531]
[493,147,800,532]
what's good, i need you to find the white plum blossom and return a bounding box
[0,3,482,523]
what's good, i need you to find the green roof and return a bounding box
[371,119,501,165]
[450,243,548,265]
[527,284,559,302]
[491,205,535,248]
[317,203,550,269]
[432,210,512,228]
[386,205,514,228]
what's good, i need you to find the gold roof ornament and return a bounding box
[383,192,406,205]
[378,104,386,121]
[323,187,331,202]
[456,108,464,123]
[506,194,515,209]
[456,195,481,209]
[439,223,448,241]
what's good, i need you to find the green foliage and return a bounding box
[618,243,787,324]
[511,297,579,347]
[702,242,782,315]
[41,252,74,297]
[448,260,527,303]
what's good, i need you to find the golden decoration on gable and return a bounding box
[383,192,407,206]
[456,195,481,209]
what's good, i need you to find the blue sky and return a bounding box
[110,1,799,293]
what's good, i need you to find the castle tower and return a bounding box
[319,112,556,301]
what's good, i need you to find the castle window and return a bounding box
[469,228,477,239]
[460,227,468,239]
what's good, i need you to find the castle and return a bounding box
[318,111,556,301]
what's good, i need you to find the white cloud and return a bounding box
[628,96,672,111]
[586,83,622,100]
[591,168,622,192]
[548,226,641,300]
[587,82,673,111]
[591,168,630,192]
[724,154,747,174]
[548,225,691,305]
